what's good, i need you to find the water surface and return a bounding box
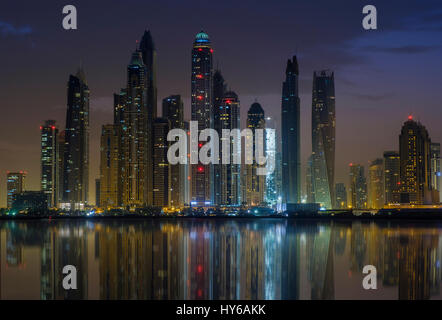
[1,218,441,300]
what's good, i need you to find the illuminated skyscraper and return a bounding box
[213,70,226,205]
[191,30,213,206]
[99,124,122,208]
[430,142,441,202]
[311,70,335,209]
[62,68,90,209]
[6,171,26,208]
[281,56,301,205]
[121,50,149,208]
[246,102,266,206]
[335,183,347,209]
[163,95,184,207]
[219,92,241,205]
[383,151,400,205]
[265,116,277,206]
[153,118,170,207]
[40,120,58,207]
[349,164,367,209]
[139,30,157,119]
[139,30,157,204]
[368,158,384,209]
[399,117,433,204]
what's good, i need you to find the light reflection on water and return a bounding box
[0,218,442,300]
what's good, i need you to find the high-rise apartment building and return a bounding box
[41,120,58,207]
[383,151,400,205]
[191,31,213,206]
[281,56,301,204]
[311,70,335,209]
[62,68,90,210]
[368,158,384,209]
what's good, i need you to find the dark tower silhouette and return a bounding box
[281,56,301,205]
[63,68,90,208]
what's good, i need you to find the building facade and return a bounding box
[41,120,58,207]
[62,69,90,209]
[7,171,26,208]
[99,124,122,209]
[246,102,266,206]
[335,183,347,209]
[383,151,400,205]
[281,56,301,205]
[163,95,184,207]
[152,118,170,207]
[399,117,433,204]
[218,92,241,205]
[311,70,335,209]
[349,164,367,209]
[368,158,384,209]
[191,31,213,206]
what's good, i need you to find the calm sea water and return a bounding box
[0,218,441,300]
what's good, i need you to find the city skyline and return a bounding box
[1,1,442,207]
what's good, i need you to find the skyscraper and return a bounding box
[349,164,367,209]
[62,68,90,209]
[6,171,26,208]
[99,124,122,209]
[246,102,266,206]
[219,92,241,205]
[335,183,347,209]
[368,158,384,209]
[212,70,226,206]
[265,116,277,207]
[163,95,184,207]
[430,142,441,203]
[139,30,158,119]
[40,120,58,207]
[139,30,157,205]
[383,151,400,205]
[399,116,433,204]
[281,56,301,205]
[121,50,149,208]
[152,118,170,207]
[311,70,335,209]
[191,30,213,206]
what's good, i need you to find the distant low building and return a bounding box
[12,191,48,214]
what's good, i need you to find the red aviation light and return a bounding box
[408,115,413,120]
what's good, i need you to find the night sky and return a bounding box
[1,0,442,206]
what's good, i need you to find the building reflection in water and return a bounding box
[0,219,442,300]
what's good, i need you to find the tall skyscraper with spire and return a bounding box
[311,70,336,209]
[281,56,301,205]
[62,68,90,209]
[121,50,149,208]
[191,30,213,205]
